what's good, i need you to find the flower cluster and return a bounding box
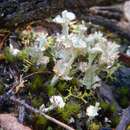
[8,10,120,121]
[9,10,120,87]
[52,10,120,87]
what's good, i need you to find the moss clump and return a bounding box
[100,102,110,110]
[17,49,28,61]
[111,115,120,128]
[35,115,48,127]
[100,102,116,113]
[31,97,43,108]
[56,81,67,93]
[116,87,129,95]
[4,47,15,62]
[31,75,43,92]
[119,97,129,108]
[0,83,4,95]
[57,103,80,122]
[116,87,129,108]
[88,122,101,130]
[46,85,57,96]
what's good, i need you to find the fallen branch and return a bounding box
[10,96,75,130]
[18,101,26,124]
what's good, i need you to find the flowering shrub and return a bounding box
[8,10,120,125]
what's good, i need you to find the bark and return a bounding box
[81,15,130,41]
[0,0,123,30]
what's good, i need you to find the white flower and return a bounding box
[86,31,105,46]
[34,32,48,51]
[104,117,111,123]
[37,56,49,65]
[56,34,73,48]
[79,62,88,72]
[53,15,64,24]
[72,21,87,34]
[69,117,75,123]
[89,47,103,54]
[71,34,87,49]
[96,41,120,66]
[53,10,76,24]
[86,102,100,119]
[53,60,72,80]
[50,96,65,108]
[9,44,20,56]
[62,10,76,21]
[78,23,87,32]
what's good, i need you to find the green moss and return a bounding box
[17,49,28,60]
[88,122,101,130]
[56,81,67,93]
[100,102,110,110]
[120,97,129,108]
[31,75,43,92]
[110,104,116,113]
[0,83,4,95]
[100,102,116,113]
[71,79,79,86]
[111,115,120,128]
[46,85,57,96]
[35,115,48,126]
[116,87,129,108]
[4,47,15,62]
[57,103,80,121]
[32,97,43,108]
[116,87,129,96]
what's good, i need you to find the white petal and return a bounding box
[53,15,64,23]
[9,44,20,56]
[50,96,65,108]
[62,10,76,21]
[66,12,76,21]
